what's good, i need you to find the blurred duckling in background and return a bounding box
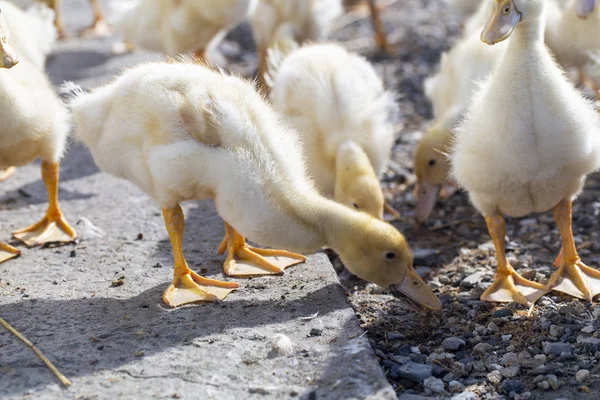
[451,0,600,305]
[413,109,461,222]
[267,42,400,220]
[0,10,76,263]
[546,0,600,97]
[69,59,440,311]
[415,21,507,222]
[250,0,343,89]
[112,0,257,61]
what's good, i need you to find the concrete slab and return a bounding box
[1,1,395,399]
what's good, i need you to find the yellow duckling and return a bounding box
[413,109,461,222]
[69,59,441,311]
[0,11,76,263]
[267,42,400,220]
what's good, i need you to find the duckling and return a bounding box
[424,26,507,119]
[413,108,461,222]
[267,42,399,220]
[112,0,257,61]
[0,1,57,70]
[250,0,343,89]
[451,0,600,305]
[0,11,76,263]
[545,0,600,94]
[69,59,441,310]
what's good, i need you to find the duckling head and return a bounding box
[481,0,528,45]
[330,213,442,311]
[0,10,18,69]
[414,121,453,222]
[576,0,598,18]
[335,140,384,219]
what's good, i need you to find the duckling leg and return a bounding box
[162,205,238,307]
[12,161,77,247]
[256,46,269,93]
[0,242,21,264]
[480,214,549,306]
[79,0,110,37]
[46,0,66,39]
[366,0,390,53]
[384,201,401,221]
[0,167,16,182]
[547,199,600,301]
[218,222,306,277]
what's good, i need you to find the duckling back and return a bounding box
[268,43,398,195]
[70,60,314,206]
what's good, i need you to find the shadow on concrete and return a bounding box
[0,282,348,396]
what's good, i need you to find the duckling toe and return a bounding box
[224,248,303,277]
[548,261,600,302]
[163,271,238,308]
[13,216,77,247]
[0,242,21,264]
[481,270,549,306]
[0,167,16,182]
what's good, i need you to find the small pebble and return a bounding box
[547,374,560,390]
[399,362,433,383]
[502,334,512,342]
[488,322,499,333]
[387,332,405,341]
[501,366,520,378]
[492,308,513,318]
[474,342,492,355]
[309,328,322,337]
[543,342,572,356]
[423,376,445,394]
[581,325,594,334]
[537,381,550,390]
[442,337,466,351]
[487,370,503,384]
[448,380,464,393]
[501,379,524,395]
[575,369,590,383]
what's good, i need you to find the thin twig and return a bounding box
[0,317,71,387]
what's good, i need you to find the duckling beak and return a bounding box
[390,267,442,312]
[415,181,440,223]
[481,0,521,45]
[576,0,598,18]
[0,37,18,69]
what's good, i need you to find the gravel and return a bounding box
[324,0,600,399]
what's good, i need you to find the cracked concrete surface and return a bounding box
[0,1,395,399]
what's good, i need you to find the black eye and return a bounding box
[428,159,436,167]
[352,203,359,209]
[503,6,510,14]
[413,280,421,286]
[385,252,396,260]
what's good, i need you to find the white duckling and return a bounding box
[69,59,441,311]
[0,10,76,263]
[545,0,600,95]
[250,0,343,89]
[451,0,600,305]
[267,42,400,220]
[112,0,257,61]
[0,1,57,70]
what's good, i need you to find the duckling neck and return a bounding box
[510,18,545,48]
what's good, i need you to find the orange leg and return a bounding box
[480,214,549,306]
[547,199,600,301]
[217,222,306,277]
[162,205,238,307]
[12,161,77,246]
[256,45,269,94]
[367,0,390,52]
[80,0,110,37]
[46,0,66,39]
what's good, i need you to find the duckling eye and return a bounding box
[352,202,359,209]
[428,159,436,167]
[503,6,510,14]
[413,280,421,287]
[385,252,396,260]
